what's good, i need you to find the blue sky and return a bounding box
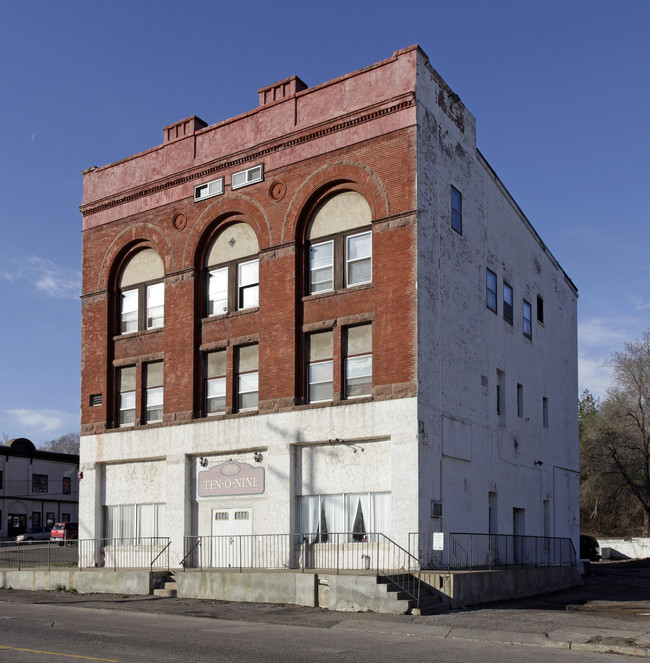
[0,0,648,444]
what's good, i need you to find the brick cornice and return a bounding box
[79,94,415,218]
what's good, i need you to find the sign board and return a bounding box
[198,461,265,498]
[433,532,444,551]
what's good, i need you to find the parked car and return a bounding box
[50,522,78,545]
[15,526,51,542]
[580,534,601,561]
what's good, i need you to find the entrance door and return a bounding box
[211,508,253,568]
[8,514,26,538]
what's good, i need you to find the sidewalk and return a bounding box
[1,559,650,657]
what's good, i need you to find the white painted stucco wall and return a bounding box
[415,49,578,548]
[80,398,418,565]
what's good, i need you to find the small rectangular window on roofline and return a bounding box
[232,164,264,190]
[194,178,224,202]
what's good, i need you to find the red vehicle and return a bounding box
[50,522,78,544]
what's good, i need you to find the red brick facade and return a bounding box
[80,49,421,436]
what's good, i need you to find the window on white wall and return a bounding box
[503,282,513,325]
[298,492,391,543]
[486,269,497,313]
[451,185,462,234]
[105,503,165,542]
[523,300,532,338]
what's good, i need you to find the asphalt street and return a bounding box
[1,559,650,660]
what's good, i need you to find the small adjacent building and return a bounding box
[79,45,578,567]
[0,438,79,538]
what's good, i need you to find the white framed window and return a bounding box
[232,164,264,190]
[118,366,136,427]
[194,177,224,201]
[346,231,372,287]
[120,289,139,333]
[118,249,165,334]
[206,223,260,316]
[345,324,372,398]
[205,350,226,415]
[146,283,164,329]
[486,268,497,313]
[523,300,532,338]
[237,345,259,411]
[238,259,259,309]
[207,267,228,316]
[309,241,334,293]
[144,361,164,424]
[308,330,333,403]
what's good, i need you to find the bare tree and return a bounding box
[588,331,650,536]
[39,432,80,455]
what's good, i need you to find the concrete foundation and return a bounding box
[0,566,581,612]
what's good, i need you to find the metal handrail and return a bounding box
[150,538,171,572]
[180,537,202,570]
[376,533,421,610]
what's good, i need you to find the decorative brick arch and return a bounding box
[97,224,173,293]
[183,194,271,270]
[282,161,390,244]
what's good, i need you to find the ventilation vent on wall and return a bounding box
[481,375,488,388]
[431,501,443,519]
[89,394,102,407]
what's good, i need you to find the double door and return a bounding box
[211,508,252,568]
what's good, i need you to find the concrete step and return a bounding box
[151,572,177,598]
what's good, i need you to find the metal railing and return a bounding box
[409,532,577,571]
[181,532,421,608]
[0,539,78,570]
[78,538,170,571]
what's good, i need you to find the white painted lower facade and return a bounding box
[81,387,578,566]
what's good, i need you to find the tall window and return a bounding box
[236,345,259,411]
[118,366,136,426]
[517,383,524,418]
[206,223,259,315]
[497,369,506,426]
[345,324,372,398]
[119,249,165,334]
[205,350,227,415]
[308,331,333,403]
[451,185,462,234]
[537,295,544,324]
[486,269,497,312]
[144,362,164,423]
[543,397,549,428]
[503,282,513,324]
[62,477,71,495]
[523,300,532,338]
[307,191,372,294]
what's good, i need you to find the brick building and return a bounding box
[79,45,578,565]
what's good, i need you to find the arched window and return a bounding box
[307,191,372,295]
[118,249,164,334]
[206,222,259,316]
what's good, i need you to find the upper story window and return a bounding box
[119,249,164,334]
[236,344,259,412]
[503,282,513,325]
[144,361,164,424]
[232,164,264,190]
[523,299,532,339]
[118,366,136,426]
[486,268,497,313]
[451,185,462,234]
[345,324,372,398]
[32,474,48,494]
[194,177,224,202]
[307,191,372,295]
[308,330,333,403]
[206,223,259,316]
[537,295,544,325]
